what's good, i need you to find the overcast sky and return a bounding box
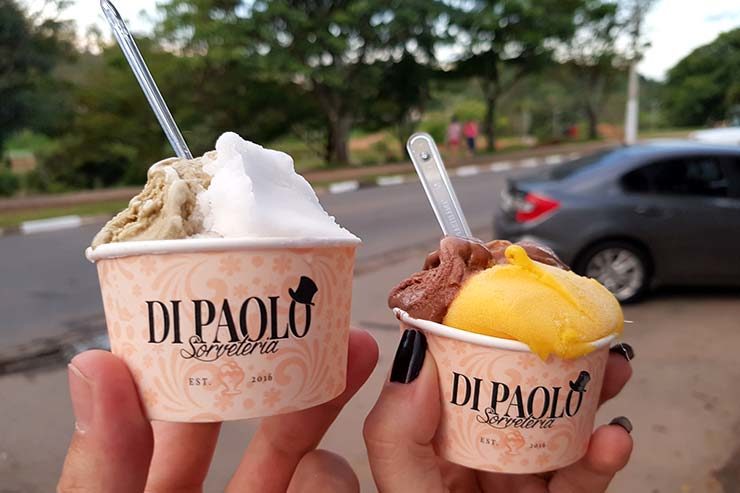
[25,0,740,81]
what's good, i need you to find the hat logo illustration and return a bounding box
[569,371,591,393]
[289,276,319,306]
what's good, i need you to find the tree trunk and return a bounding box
[396,113,416,158]
[326,114,352,165]
[313,82,352,166]
[481,76,498,152]
[585,104,599,140]
[484,95,497,152]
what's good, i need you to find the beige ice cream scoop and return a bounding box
[91,152,215,247]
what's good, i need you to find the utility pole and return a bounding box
[623,1,652,145]
[623,1,644,145]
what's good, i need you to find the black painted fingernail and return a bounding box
[610,343,634,361]
[609,416,633,434]
[390,329,427,384]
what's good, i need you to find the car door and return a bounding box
[621,155,733,283]
[717,155,740,279]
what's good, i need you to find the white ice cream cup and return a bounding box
[394,308,615,474]
[87,237,359,422]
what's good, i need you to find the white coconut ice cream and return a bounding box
[91,132,356,248]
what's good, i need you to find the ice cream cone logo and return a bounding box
[502,430,526,454]
[218,361,245,395]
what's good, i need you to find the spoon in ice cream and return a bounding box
[406,132,472,238]
[100,0,193,159]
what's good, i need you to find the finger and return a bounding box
[226,328,379,493]
[599,346,634,405]
[364,329,446,493]
[438,460,483,493]
[548,419,633,493]
[144,421,221,493]
[476,471,545,493]
[287,450,359,493]
[58,350,153,493]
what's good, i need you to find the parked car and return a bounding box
[494,142,740,302]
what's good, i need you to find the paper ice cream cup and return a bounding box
[87,237,359,422]
[393,308,616,474]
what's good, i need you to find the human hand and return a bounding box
[58,328,379,493]
[364,330,634,493]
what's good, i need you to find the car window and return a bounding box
[722,158,740,198]
[621,156,729,197]
[549,151,611,180]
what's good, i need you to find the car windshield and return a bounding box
[549,150,613,180]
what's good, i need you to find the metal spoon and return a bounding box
[100,0,193,159]
[406,132,472,238]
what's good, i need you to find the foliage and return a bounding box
[0,0,75,149]
[44,38,318,188]
[559,0,625,139]
[448,0,599,150]
[0,167,19,196]
[157,0,447,164]
[453,100,486,122]
[0,0,732,195]
[663,28,740,126]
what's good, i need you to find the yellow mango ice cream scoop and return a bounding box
[442,244,623,360]
[388,238,623,360]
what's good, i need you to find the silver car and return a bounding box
[494,142,740,302]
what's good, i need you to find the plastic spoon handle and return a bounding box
[100,0,192,159]
[407,132,472,238]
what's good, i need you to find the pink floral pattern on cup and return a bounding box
[96,245,356,422]
[415,325,608,474]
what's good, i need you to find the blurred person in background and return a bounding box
[446,116,463,162]
[464,119,479,156]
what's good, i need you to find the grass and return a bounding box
[639,127,699,139]
[0,200,129,229]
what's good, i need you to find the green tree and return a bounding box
[158,0,446,165]
[663,28,740,126]
[363,54,434,155]
[449,0,590,151]
[45,38,318,189]
[0,0,74,149]
[560,1,624,140]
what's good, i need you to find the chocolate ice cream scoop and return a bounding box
[389,237,569,322]
[389,237,493,323]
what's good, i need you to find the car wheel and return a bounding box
[574,241,651,303]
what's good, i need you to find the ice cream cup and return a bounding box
[393,308,616,474]
[87,237,360,422]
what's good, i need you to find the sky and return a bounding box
[25,0,740,81]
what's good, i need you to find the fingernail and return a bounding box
[609,416,633,434]
[610,343,634,361]
[390,329,427,384]
[68,362,93,433]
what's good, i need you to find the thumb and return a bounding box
[549,419,634,493]
[363,329,445,493]
[58,350,153,493]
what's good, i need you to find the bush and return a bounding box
[419,112,448,142]
[371,134,403,163]
[0,168,20,197]
[454,100,486,122]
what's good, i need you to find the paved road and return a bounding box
[0,169,508,355]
